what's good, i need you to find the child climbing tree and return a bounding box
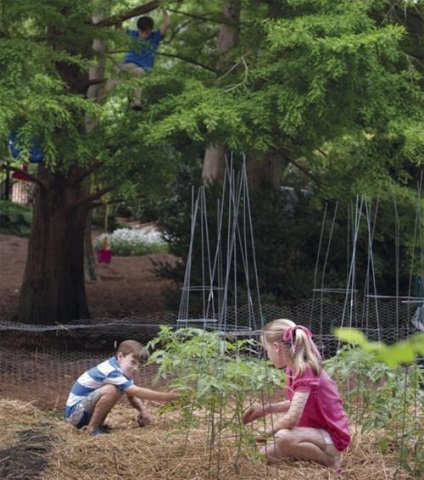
[0,0,167,325]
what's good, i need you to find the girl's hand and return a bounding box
[256,427,274,439]
[243,405,265,424]
[255,432,270,443]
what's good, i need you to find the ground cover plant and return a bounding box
[326,346,423,476]
[95,227,168,256]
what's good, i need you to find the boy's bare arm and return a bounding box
[127,393,146,411]
[126,393,153,426]
[160,9,171,36]
[126,384,179,402]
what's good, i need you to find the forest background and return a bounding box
[0,0,423,326]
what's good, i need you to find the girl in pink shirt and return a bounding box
[243,319,350,475]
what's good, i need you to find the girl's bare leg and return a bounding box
[260,427,341,469]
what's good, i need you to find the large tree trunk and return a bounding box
[248,151,282,192]
[202,144,228,184]
[202,0,241,184]
[246,2,285,193]
[17,168,90,325]
[84,210,100,282]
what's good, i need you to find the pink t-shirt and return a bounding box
[286,367,351,452]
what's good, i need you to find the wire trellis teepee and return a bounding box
[177,160,264,335]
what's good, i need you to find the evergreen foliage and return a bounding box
[0,0,423,322]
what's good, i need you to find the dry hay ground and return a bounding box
[0,400,419,480]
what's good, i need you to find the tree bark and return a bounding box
[248,151,281,192]
[202,0,241,184]
[246,1,285,193]
[17,167,90,325]
[202,144,228,184]
[84,209,100,282]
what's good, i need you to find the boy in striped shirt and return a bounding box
[65,339,179,435]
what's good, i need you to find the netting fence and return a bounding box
[0,298,421,408]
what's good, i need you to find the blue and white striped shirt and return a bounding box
[65,356,134,418]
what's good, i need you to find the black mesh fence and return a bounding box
[0,299,421,410]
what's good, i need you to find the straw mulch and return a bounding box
[0,399,420,480]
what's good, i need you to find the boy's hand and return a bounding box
[168,389,180,401]
[137,411,152,427]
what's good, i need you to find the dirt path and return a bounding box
[0,234,178,321]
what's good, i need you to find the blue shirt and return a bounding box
[65,356,134,417]
[123,29,163,70]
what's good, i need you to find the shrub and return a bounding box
[0,200,32,237]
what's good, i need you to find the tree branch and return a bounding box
[92,0,161,28]
[84,77,107,87]
[269,144,321,187]
[0,164,47,190]
[288,158,320,187]
[70,186,114,211]
[72,160,103,184]
[159,52,216,72]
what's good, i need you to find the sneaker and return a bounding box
[90,427,105,436]
[100,424,113,433]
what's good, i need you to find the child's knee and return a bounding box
[274,429,292,446]
[101,384,123,400]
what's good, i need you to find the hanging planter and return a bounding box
[97,236,113,264]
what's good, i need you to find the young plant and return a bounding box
[324,344,424,476]
[147,326,285,458]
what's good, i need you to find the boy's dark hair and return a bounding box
[116,339,150,363]
[137,16,154,32]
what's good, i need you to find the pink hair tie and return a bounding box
[283,326,313,355]
[283,326,312,343]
